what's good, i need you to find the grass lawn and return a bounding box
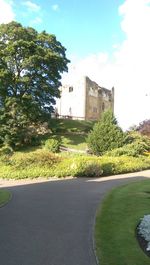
[47,118,95,151]
[49,118,95,133]
[54,134,87,150]
[0,190,11,207]
[95,179,150,265]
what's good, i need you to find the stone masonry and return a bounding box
[56,76,114,120]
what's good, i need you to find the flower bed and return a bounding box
[138,215,150,255]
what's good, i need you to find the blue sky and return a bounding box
[0,0,150,130]
[12,0,125,58]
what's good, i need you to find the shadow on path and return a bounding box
[0,173,149,265]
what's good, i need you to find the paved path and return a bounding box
[0,170,150,265]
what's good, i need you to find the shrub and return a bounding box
[52,157,103,178]
[106,133,150,157]
[138,215,150,251]
[89,155,150,176]
[0,145,13,156]
[44,138,61,153]
[87,110,125,155]
[0,150,150,180]
[10,150,61,169]
[71,159,103,177]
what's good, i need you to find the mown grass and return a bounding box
[53,134,87,150]
[0,190,11,207]
[95,180,150,265]
[47,118,95,150]
[49,118,95,133]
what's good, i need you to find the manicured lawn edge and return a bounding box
[95,180,150,265]
[0,190,12,207]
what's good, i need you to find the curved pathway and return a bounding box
[0,170,150,265]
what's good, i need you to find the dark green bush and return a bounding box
[0,145,13,156]
[87,110,125,155]
[44,138,61,153]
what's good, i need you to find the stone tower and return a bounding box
[56,76,114,120]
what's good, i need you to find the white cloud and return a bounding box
[63,0,150,130]
[52,4,59,11]
[0,0,15,23]
[22,1,41,12]
[30,16,42,25]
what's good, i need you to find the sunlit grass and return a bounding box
[95,180,150,265]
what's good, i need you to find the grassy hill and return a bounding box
[48,119,96,151]
[49,119,95,134]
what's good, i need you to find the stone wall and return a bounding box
[56,76,114,120]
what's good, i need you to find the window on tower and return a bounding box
[69,86,73,92]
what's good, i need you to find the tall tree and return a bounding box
[0,21,70,146]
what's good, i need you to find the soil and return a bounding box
[136,225,150,258]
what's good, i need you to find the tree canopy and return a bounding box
[0,21,69,113]
[0,21,70,147]
[137,119,150,138]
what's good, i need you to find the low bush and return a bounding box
[8,150,61,169]
[52,157,102,178]
[0,145,13,156]
[44,138,61,153]
[0,150,149,179]
[100,155,150,175]
[106,142,147,157]
[106,134,150,157]
[48,155,150,178]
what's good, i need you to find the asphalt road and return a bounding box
[0,173,149,265]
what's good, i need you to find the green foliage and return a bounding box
[126,130,150,145]
[51,156,103,178]
[0,21,69,147]
[0,149,149,179]
[106,131,150,157]
[0,145,13,156]
[44,138,61,153]
[100,155,150,175]
[87,110,125,155]
[11,150,60,169]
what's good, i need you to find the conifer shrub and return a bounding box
[87,110,125,155]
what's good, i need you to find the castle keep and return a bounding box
[56,76,114,120]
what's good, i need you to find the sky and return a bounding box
[0,0,150,130]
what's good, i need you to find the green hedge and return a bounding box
[0,149,150,179]
[106,140,150,157]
